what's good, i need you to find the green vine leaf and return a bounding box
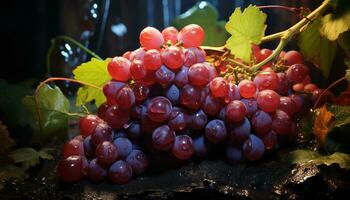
[22,84,70,143]
[298,18,337,78]
[9,148,54,170]
[287,150,350,170]
[73,58,111,107]
[225,5,267,63]
[320,0,350,41]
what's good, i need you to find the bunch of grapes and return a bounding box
[58,24,333,184]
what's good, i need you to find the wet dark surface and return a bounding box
[1,159,349,199]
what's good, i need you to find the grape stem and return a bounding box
[313,77,347,109]
[251,0,330,72]
[34,77,102,139]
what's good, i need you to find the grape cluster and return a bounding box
[58,24,333,184]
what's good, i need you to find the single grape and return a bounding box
[253,69,278,91]
[79,114,102,138]
[242,135,265,161]
[103,80,126,105]
[109,160,133,184]
[184,48,197,67]
[143,49,162,70]
[91,122,114,146]
[210,77,229,98]
[116,86,135,109]
[286,64,309,84]
[172,135,194,160]
[126,150,149,174]
[189,109,207,130]
[174,66,189,87]
[105,105,130,130]
[251,110,272,137]
[272,110,291,135]
[152,125,176,151]
[193,136,208,157]
[155,65,175,87]
[62,139,84,158]
[192,47,206,63]
[226,100,247,123]
[168,107,188,131]
[283,50,303,65]
[113,137,132,159]
[164,84,180,105]
[205,119,227,144]
[257,90,280,113]
[97,103,109,120]
[180,84,202,110]
[201,94,223,116]
[58,155,88,182]
[108,57,131,81]
[226,146,243,164]
[279,96,296,116]
[177,24,205,48]
[292,83,305,92]
[188,63,210,87]
[161,46,185,70]
[95,141,118,165]
[230,117,251,144]
[238,80,257,98]
[225,83,241,103]
[83,135,95,158]
[126,122,142,139]
[275,72,290,96]
[139,26,164,50]
[133,82,149,102]
[240,98,258,117]
[130,59,146,80]
[88,158,107,182]
[262,130,277,150]
[147,96,172,122]
[162,26,178,44]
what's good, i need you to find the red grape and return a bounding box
[210,77,229,98]
[162,26,178,44]
[143,49,162,70]
[188,63,210,87]
[286,64,309,84]
[79,114,102,138]
[58,155,88,182]
[108,57,131,81]
[177,24,205,48]
[172,135,194,160]
[161,46,185,69]
[130,59,146,80]
[152,125,176,151]
[226,100,247,123]
[257,90,280,113]
[283,50,303,65]
[238,80,257,98]
[62,139,84,158]
[139,27,164,50]
[147,96,172,122]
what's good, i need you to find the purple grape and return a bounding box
[109,160,132,184]
[152,125,176,151]
[243,135,265,161]
[113,137,132,159]
[126,150,149,174]
[205,119,227,144]
[172,135,194,160]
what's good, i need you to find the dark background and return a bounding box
[1,0,317,83]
